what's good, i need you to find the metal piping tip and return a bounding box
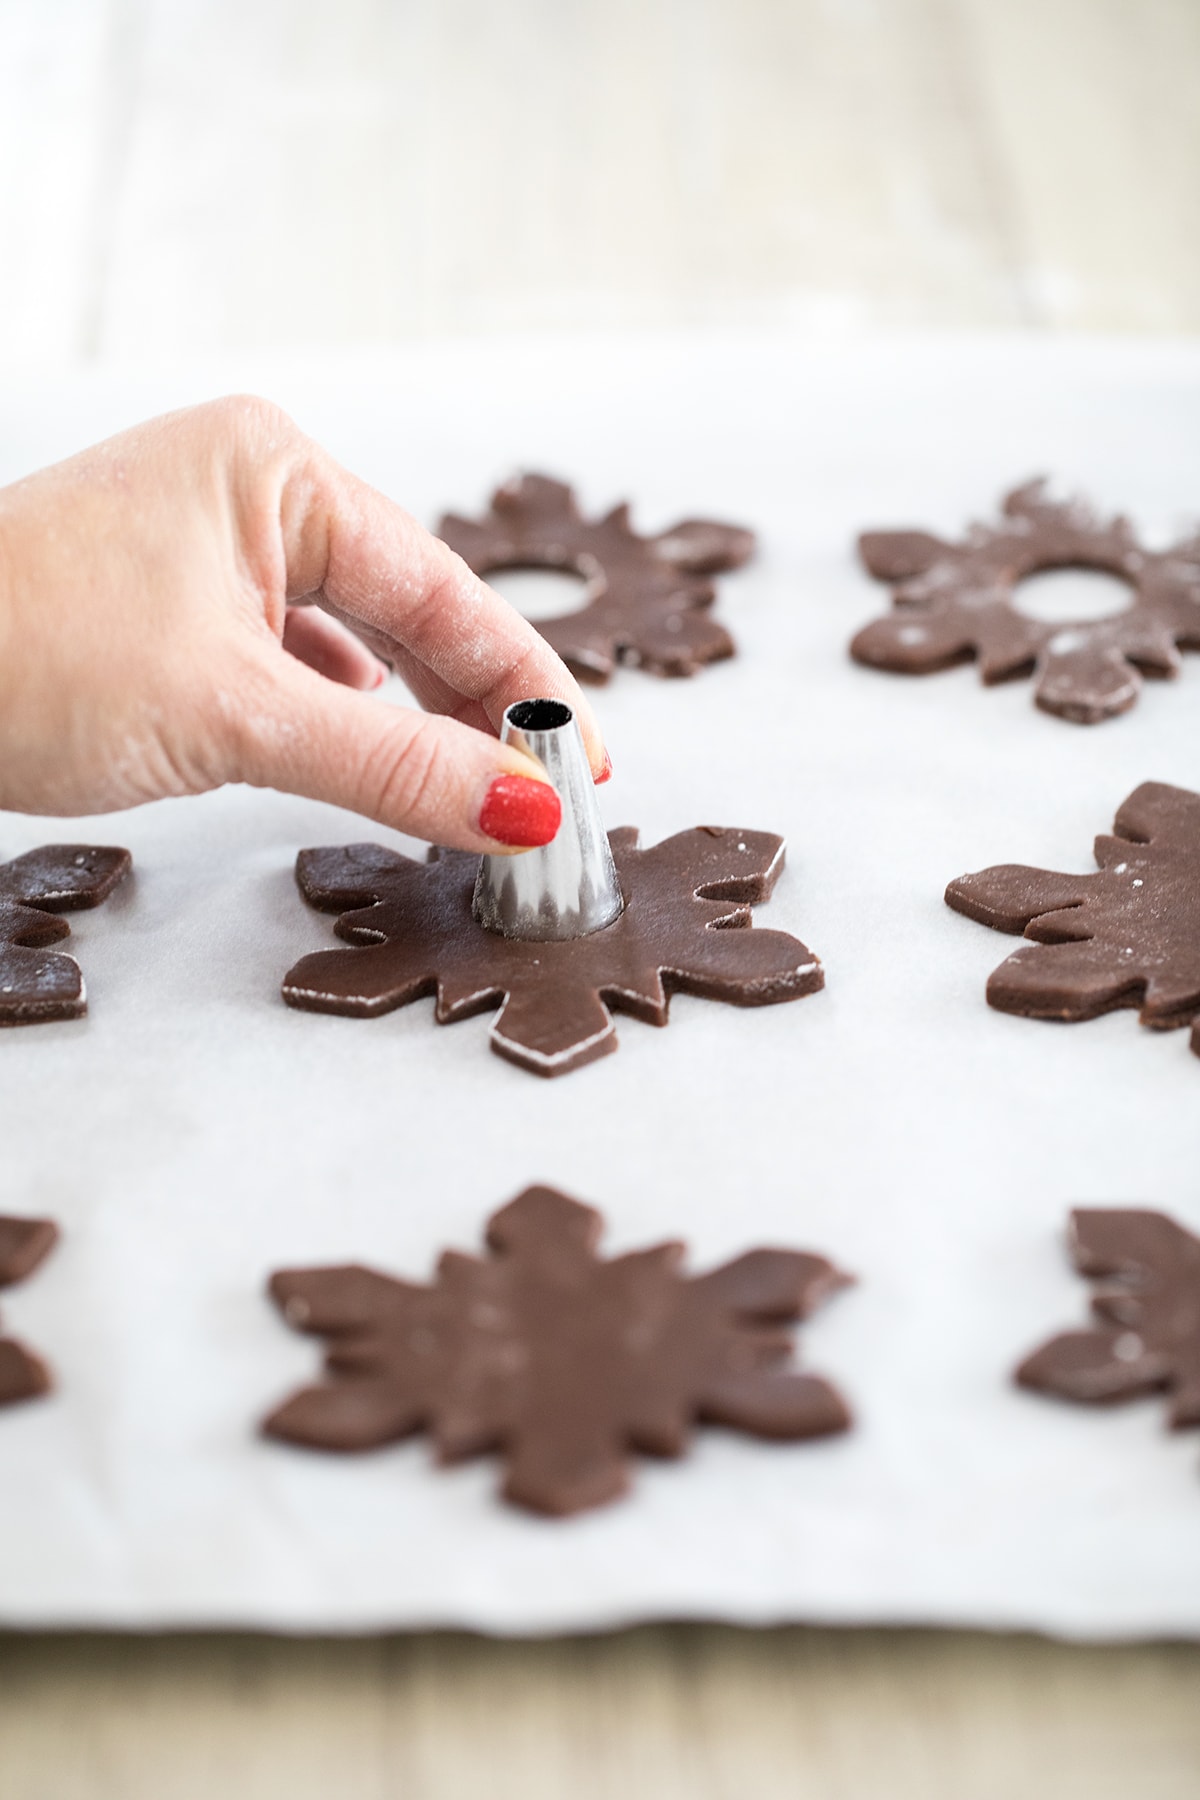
[473,699,624,941]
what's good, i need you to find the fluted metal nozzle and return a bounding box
[473,699,624,940]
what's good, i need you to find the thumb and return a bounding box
[230,654,562,853]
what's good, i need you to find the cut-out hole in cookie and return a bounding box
[1012,568,1135,624]
[486,566,593,622]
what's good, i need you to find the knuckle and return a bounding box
[219,654,293,781]
[197,393,300,453]
[407,559,473,640]
[365,716,446,825]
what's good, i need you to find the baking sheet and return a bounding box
[1,334,1199,1637]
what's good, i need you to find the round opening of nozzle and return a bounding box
[506,698,574,732]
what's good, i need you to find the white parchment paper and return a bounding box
[1,335,1199,1637]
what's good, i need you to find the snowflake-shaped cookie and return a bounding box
[1018,1209,1200,1434]
[263,1183,852,1516]
[0,845,131,1024]
[438,473,754,680]
[852,479,1200,722]
[945,782,1200,1063]
[282,826,822,1076]
[0,1216,58,1407]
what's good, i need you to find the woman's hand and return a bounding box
[0,396,608,851]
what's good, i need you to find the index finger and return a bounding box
[277,444,608,776]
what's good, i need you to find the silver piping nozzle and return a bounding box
[473,698,624,941]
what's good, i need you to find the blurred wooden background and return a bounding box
[3,1625,1200,1799]
[2,1,1200,1796]
[0,0,1198,367]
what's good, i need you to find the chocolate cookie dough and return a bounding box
[438,474,754,680]
[1018,1209,1200,1433]
[263,1184,852,1517]
[0,845,131,1024]
[0,1216,58,1407]
[946,782,1200,1063]
[852,479,1200,722]
[282,827,822,1076]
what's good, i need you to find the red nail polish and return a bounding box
[594,751,613,785]
[480,776,562,847]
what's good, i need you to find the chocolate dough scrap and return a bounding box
[852,479,1200,723]
[263,1184,852,1517]
[0,1216,58,1407]
[1017,1209,1200,1433]
[946,782,1200,1064]
[282,826,823,1076]
[439,473,754,680]
[0,845,132,1024]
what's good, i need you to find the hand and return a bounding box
[0,396,609,851]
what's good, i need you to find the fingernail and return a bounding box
[480,775,562,847]
[371,663,387,689]
[594,750,613,785]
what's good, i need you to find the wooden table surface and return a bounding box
[1,2,1199,1795]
